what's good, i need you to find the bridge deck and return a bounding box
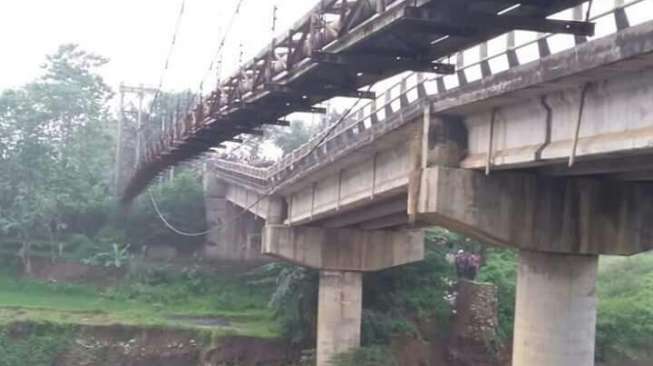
[124,0,590,202]
[207,3,653,227]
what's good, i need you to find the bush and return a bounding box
[476,248,517,340]
[0,322,74,366]
[361,310,416,345]
[332,346,398,366]
[268,263,319,346]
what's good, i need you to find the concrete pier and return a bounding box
[317,271,363,366]
[512,250,598,366]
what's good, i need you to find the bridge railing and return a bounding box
[213,0,651,185]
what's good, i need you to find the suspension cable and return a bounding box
[151,0,187,111]
[193,0,248,112]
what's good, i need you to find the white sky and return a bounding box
[2,0,650,161]
[3,0,651,91]
[1,0,651,105]
[0,0,318,92]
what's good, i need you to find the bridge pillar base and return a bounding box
[513,249,598,366]
[317,270,362,366]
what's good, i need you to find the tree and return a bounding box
[270,120,318,154]
[269,109,345,155]
[0,44,115,269]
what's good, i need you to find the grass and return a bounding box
[0,268,279,339]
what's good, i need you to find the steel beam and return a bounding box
[266,82,377,100]
[403,7,595,37]
[262,120,292,127]
[311,51,456,75]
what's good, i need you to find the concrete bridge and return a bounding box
[199,2,653,365]
[118,0,653,365]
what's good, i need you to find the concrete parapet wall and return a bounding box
[287,139,416,225]
[463,64,653,170]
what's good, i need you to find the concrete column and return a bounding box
[266,197,285,225]
[512,250,598,366]
[317,270,362,366]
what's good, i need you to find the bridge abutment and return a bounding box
[513,249,598,366]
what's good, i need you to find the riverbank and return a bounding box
[0,260,297,365]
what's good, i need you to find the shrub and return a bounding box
[476,248,517,340]
[362,310,417,345]
[268,263,319,346]
[332,346,398,366]
[0,322,74,366]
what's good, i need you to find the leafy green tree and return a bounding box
[0,44,115,269]
[269,109,342,154]
[268,263,319,346]
[270,120,319,154]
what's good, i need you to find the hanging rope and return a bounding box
[148,190,212,237]
[143,0,254,236]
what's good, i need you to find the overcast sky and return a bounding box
[2,0,650,94]
[0,0,318,92]
[2,0,649,160]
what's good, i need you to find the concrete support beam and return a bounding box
[262,225,424,271]
[513,250,598,366]
[414,166,653,255]
[317,270,362,366]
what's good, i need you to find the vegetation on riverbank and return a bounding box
[0,322,75,366]
[0,260,277,338]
